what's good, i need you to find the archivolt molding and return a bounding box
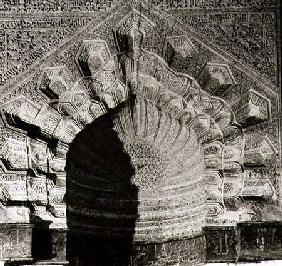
[0,9,278,239]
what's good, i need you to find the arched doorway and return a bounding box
[65,89,208,265]
[3,6,278,264]
[66,102,138,265]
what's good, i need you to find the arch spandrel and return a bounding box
[0,5,280,265]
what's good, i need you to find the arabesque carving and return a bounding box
[0,3,280,265]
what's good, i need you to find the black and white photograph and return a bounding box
[0,0,281,265]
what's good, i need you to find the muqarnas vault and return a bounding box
[0,0,281,265]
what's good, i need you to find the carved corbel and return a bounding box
[197,62,236,96]
[235,89,271,127]
[163,35,197,66]
[39,66,73,99]
[244,136,277,166]
[1,95,41,125]
[76,40,111,77]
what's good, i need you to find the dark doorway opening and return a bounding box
[66,102,139,266]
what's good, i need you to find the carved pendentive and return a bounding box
[51,83,85,115]
[32,105,62,136]
[99,80,128,109]
[1,96,41,125]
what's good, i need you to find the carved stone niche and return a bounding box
[244,136,277,167]
[235,89,271,127]
[163,35,197,66]
[197,62,236,96]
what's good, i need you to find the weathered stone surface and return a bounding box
[0,205,30,223]
[197,62,236,96]
[244,136,277,166]
[0,1,280,265]
[238,222,282,260]
[169,2,279,84]
[76,40,112,77]
[39,66,73,99]
[0,172,27,201]
[27,176,48,204]
[163,35,197,66]
[68,233,206,266]
[235,89,271,127]
[0,223,33,259]
[0,129,28,169]
[28,139,48,174]
[205,226,237,262]
[2,96,41,124]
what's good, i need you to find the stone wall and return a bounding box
[0,0,281,265]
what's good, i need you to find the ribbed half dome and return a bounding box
[67,95,206,243]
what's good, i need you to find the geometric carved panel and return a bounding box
[0,3,280,265]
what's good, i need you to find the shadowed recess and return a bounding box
[66,100,139,266]
[66,95,207,265]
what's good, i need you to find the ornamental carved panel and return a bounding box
[0,1,281,265]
